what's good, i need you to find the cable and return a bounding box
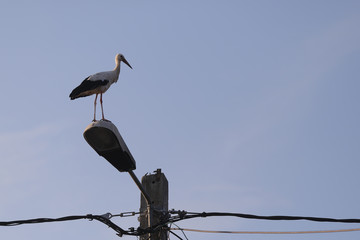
[144,210,360,238]
[169,230,183,240]
[167,222,174,240]
[0,215,92,226]
[170,227,360,234]
[0,214,127,236]
[3,210,360,238]
[168,210,360,224]
[171,223,189,240]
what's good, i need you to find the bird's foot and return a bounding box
[92,118,97,122]
[101,118,111,122]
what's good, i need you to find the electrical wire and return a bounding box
[169,230,183,240]
[171,222,189,240]
[147,210,360,238]
[168,210,360,224]
[170,227,360,234]
[2,210,360,238]
[0,214,127,236]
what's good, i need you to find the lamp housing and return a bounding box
[83,120,136,172]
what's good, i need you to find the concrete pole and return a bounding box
[139,169,168,240]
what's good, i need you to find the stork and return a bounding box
[69,53,132,121]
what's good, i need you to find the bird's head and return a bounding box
[116,53,133,69]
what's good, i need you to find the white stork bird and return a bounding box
[69,53,132,121]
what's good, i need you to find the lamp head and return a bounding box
[83,120,136,172]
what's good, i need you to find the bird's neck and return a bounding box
[113,61,121,81]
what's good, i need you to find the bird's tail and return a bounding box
[69,87,85,100]
[69,90,79,100]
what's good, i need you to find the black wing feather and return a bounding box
[69,77,109,100]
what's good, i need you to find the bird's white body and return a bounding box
[78,68,120,97]
[69,53,132,121]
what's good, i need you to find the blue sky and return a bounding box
[1,1,360,239]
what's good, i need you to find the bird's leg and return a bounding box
[93,93,98,122]
[100,93,107,121]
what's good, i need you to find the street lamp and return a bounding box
[83,120,136,172]
[83,120,151,205]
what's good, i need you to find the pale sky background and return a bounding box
[0,1,360,240]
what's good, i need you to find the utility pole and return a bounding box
[139,169,168,240]
[83,122,168,239]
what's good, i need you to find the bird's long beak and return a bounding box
[122,58,133,69]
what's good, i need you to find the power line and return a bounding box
[171,222,189,240]
[169,230,183,240]
[0,213,127,237]
[170,227,360,235]
[2,210,360,238]
[148,210,360,239]
[167,210,360,224]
